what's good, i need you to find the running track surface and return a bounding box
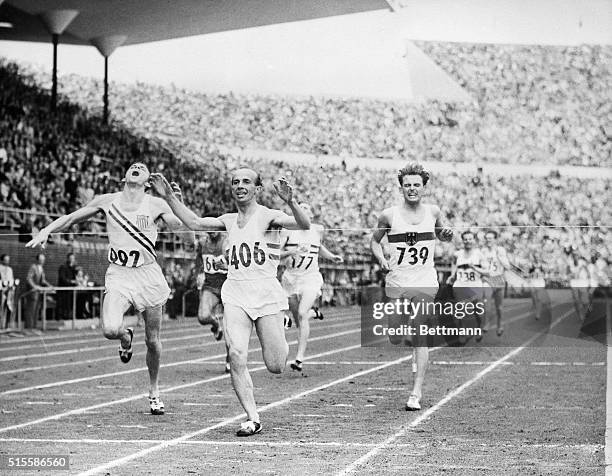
[0,299,605,475]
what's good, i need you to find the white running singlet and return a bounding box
[386,204,438,290]
[454,249,484,287]
[282,224,323,277]
[481,246,508,276]
[103,194,158,268]
[223,205,281,281]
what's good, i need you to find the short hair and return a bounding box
[485,230,498,238]
[232,168,262,186]
[461,230,474,240]
[397,163,430,186]
[67,252,75,259]
[129,162,149,171]
[36,252,45,260]
[0,254,8,261]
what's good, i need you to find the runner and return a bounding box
[280,203,343,372]
[196,232,231,372]
[149,168,310,436]
[447,230,489,339]
[481,230,511,336]
[371,163,453,411]
[27,162,185,415]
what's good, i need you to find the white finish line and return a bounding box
[75,349,428,476]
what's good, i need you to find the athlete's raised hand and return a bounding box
[213,255,228,271]
[330,254,344,264]
[25,230,50,249]
[149,173,174,199]
[273,177,293,204]
[437,227,454,242]
[170,181,183,202]
[379,259,390,273]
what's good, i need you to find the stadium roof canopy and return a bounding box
[0,0,390,51]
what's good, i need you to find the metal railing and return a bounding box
[16,286,105,331]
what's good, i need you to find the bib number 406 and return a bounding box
[227,242,266,269]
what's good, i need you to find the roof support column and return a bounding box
[91,35,127,124]
[39,9,79,112]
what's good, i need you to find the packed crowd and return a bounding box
[52,43,612,167]
[0,58,610,288]
[0,61,231,238]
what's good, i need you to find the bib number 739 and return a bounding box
[396,246,429,265]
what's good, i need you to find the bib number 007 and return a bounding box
[109,247,140,267]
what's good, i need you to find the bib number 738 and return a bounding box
[109,247,140,267]
[396,246,429,265]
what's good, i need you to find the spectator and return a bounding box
[75,266,93,319]
[0,254,16,328]
[23,253,52,330]
[57,252,77,320]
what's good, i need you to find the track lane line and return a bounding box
[0,317,356,375]
[0,323,206,352]
[0,326,359,395]
[0,309,358,346]
[0,331,364,433]
[74,348,430,476]
[0,315,357,362]
[337,307,574,475]
[0,437,602,451]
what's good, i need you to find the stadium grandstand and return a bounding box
[0,1,610,474]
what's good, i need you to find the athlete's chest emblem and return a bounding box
[135,215,149,230]
[405,232,418,246]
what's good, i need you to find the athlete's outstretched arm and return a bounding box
[370,212,391,272]
[446,254,458,284]
[432,205,453,242]
[149,173,225,231]
[498,247,512,270]
[26,195,107,248]
[319,244,343,264]
[271,177,310,230]
[279,235,300,259]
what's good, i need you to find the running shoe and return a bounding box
[406,394,421,411]
[290,359,303,372]
[496,327,504,337]
[149,396,165,415]
[119,328,134,364]
[225,362,231,374]
[236,420,262,437]
[211,324,223,341]
[313,307,324,320]
[283,314,292,329]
